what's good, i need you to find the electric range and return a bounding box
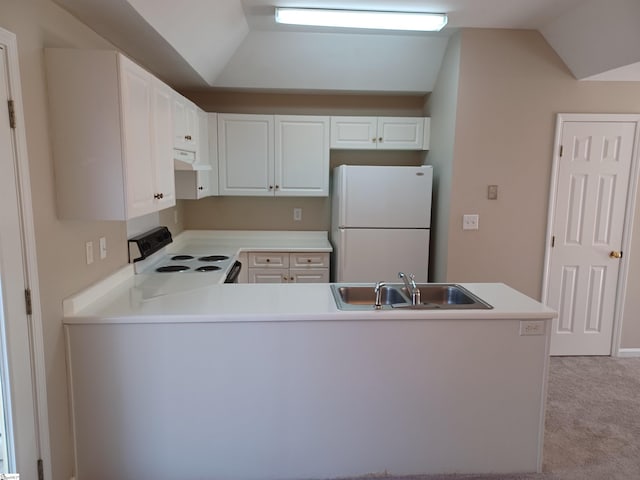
[128,226,242,282]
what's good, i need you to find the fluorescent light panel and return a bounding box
[275,7,448,32]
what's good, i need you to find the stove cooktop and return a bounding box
[151,254,232,274]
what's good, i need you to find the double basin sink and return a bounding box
[331,283,492,310]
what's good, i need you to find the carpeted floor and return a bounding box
[330,356,640,480]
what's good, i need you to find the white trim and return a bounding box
[541,113,640,357]
[616,348,640,358]
[0,27,52,479]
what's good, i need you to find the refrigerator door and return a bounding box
[334,228,430,283]
[334,165,432,229]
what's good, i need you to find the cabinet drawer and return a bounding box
[248,252,289,268]
[290,252,330,268]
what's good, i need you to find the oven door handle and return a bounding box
[224,261,242,283]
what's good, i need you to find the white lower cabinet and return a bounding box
[247,252,330,283]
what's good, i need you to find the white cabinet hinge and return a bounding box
[7,100,16,129]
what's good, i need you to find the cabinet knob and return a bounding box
[275,185,279,190]
[307,259,312,263]
[185,135,192,140]
[154,193,164,199]
[266,258,270,263]
[379,137,383,142]
[269,185,273,190]
[198,186,204,190]
[372,138,377,143]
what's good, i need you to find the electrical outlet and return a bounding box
[85,241,94,265]
[99,237,107,260]
[488,185,498,200]
[462,214,479,230]
[519,320,545,336]
[293,207,302,221]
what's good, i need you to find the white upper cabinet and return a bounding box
[330,116,429,150]
[175,112,215,200]
[45,49,175,220]
[218,114,274,196]
[172,94,198,153]
[218,114,330,197]
[275,115,330,196]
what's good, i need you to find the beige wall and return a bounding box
[424,32,462,282]
[181,91,425,231]
[0,2,181,478]
[443,29,640,348]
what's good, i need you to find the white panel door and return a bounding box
[275,116,329,196]
[336,165,432,228]
[546,121,635,355]
[218,114,274,196]
[336,228,429,283]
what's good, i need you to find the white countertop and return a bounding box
[169,229,334,254]
[63,229,555,324]
[64,279,555,324]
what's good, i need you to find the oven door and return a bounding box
[224,261,242,283]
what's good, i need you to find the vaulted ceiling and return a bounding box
[52,0,640,92]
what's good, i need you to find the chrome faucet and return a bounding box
[374,281,387,309]
[398,272,421,305]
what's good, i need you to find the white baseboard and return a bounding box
[616,348,640,358]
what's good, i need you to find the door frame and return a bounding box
[0,27,52,477]
[541,113,640,357]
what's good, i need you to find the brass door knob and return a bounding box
[610,251,622,259]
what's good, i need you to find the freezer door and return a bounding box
[335,165,433,228]
[334,228,429,283]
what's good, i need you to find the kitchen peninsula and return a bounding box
[64,231,555,480]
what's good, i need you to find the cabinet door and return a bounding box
[377,117,425,150]
[173,95,198,152]
[218,114,274,196]
[119,56,155,218]
[207,113,219,196]
[275,116,330,197]
[289,269,330,283]
[175,170,210,200]
[248,268,289,283]
[330,116,377,149]
[151,79,176,209]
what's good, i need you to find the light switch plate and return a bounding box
[462,214,479,230]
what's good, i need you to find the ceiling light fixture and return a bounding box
[274,7,448,32]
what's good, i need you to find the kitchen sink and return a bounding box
[332,285,408,308]
[331,283,492,310]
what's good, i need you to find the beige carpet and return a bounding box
[329,356,640,480]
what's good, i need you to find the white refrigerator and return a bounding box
[331,164,433,282]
